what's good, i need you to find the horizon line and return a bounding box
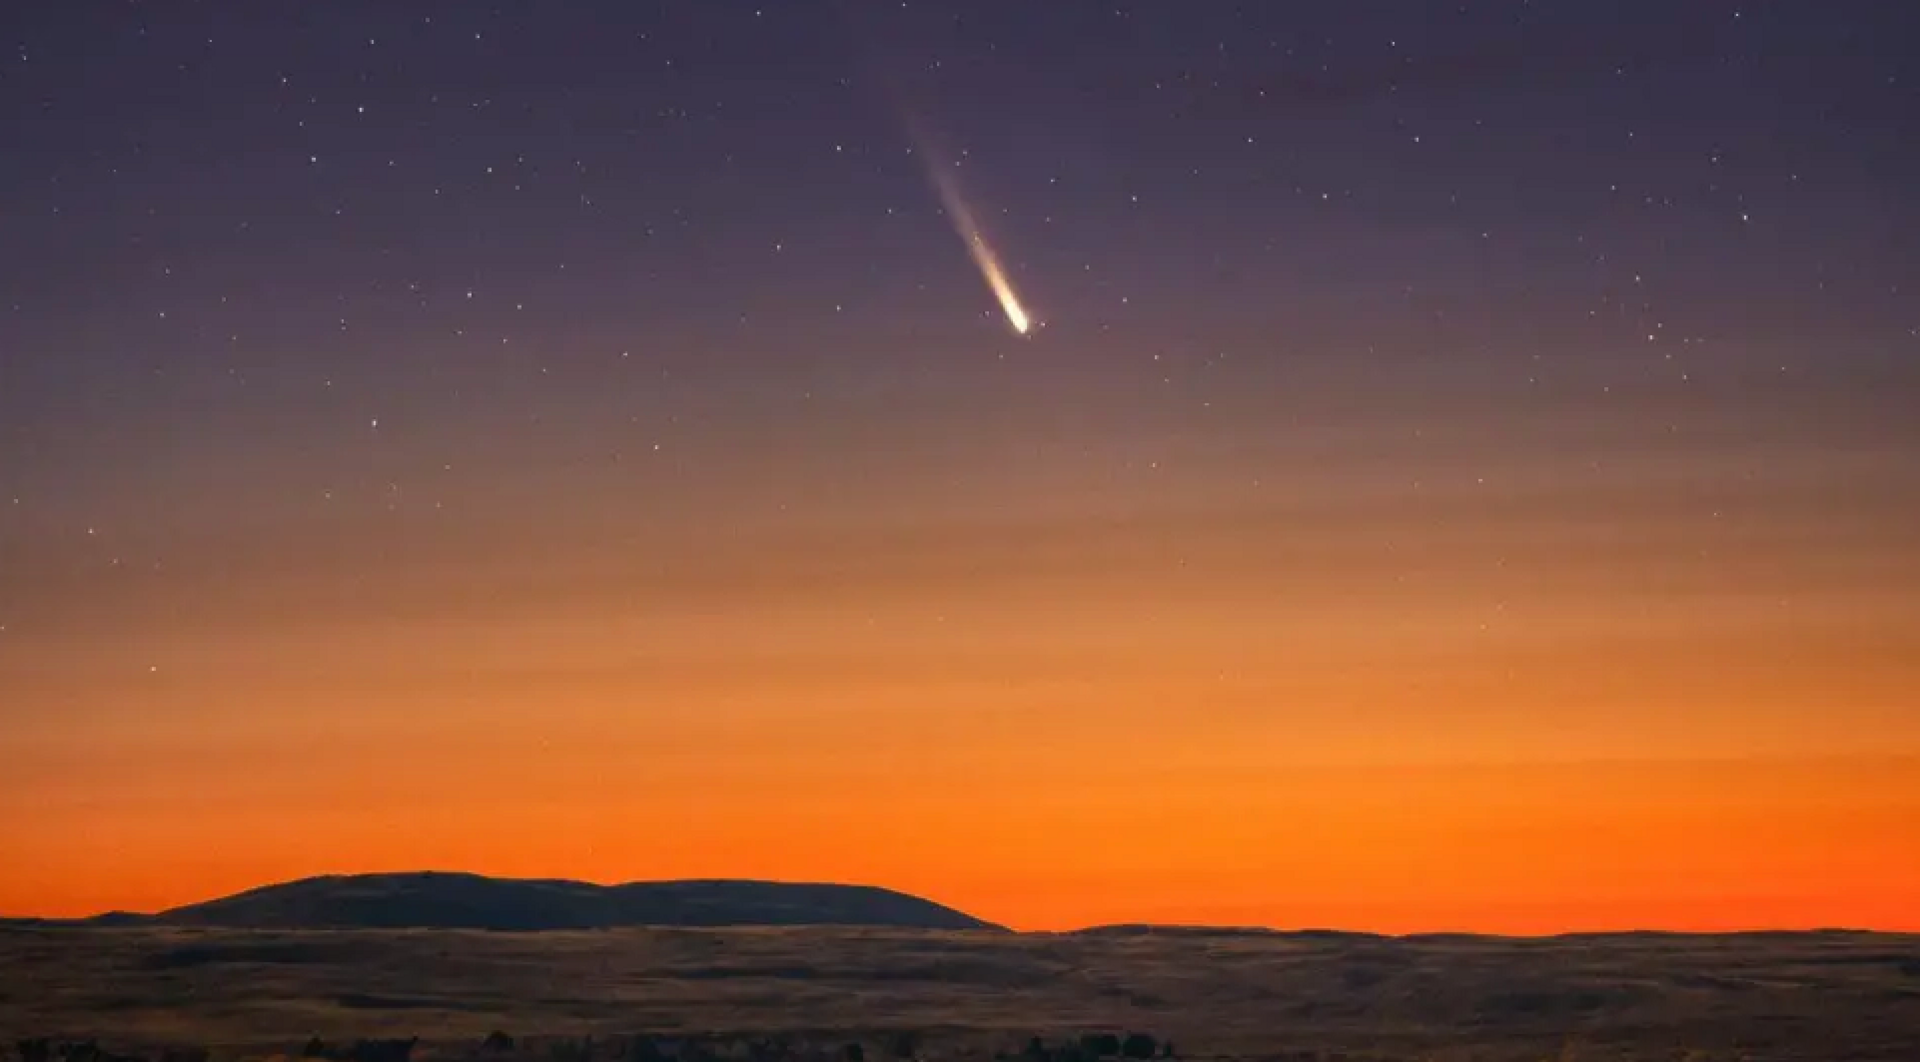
[5,869,1916,938]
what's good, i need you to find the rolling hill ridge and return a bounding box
[6,872,1002,931]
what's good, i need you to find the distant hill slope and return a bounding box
[138,872,1001,931]
[1069,924,1387,940]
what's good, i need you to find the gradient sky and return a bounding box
[2,1,1918,933]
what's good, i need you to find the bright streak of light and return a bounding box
[923,158,1031,335]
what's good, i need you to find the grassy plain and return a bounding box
[4,927,1918,1061]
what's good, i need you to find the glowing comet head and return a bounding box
[972,236,1032,335]
[1007,303,1032,335]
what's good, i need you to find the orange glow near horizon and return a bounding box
[7,749,1919,934]
[10,0,1920,946]
[3,358,1918,934]
[5,750,1919,933]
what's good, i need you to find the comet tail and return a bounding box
[923,159,1030,335]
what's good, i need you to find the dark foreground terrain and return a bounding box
[3,927,1918,1061]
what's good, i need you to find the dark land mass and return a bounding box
[4,925,1919,1061]
[0,874,998,933]
[1066,926,1384,941]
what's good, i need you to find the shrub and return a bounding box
[348,1040,416,1062]
[1077,1036,1119,1060]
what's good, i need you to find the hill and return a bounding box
[1066,923,1384,939]
[101,872,1002,931]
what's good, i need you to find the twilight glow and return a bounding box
[1,0,1917,934]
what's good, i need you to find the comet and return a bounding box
[828,7,1034,337]
[898,122,1036,336]
[920,158,1032,335]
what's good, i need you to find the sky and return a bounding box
[2,0,1917,933]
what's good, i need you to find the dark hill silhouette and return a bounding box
[0,911,148,928]
[1067,924,1387,940]
[92,872,1001,931]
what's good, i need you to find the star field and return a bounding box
[1,1,1918,930]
